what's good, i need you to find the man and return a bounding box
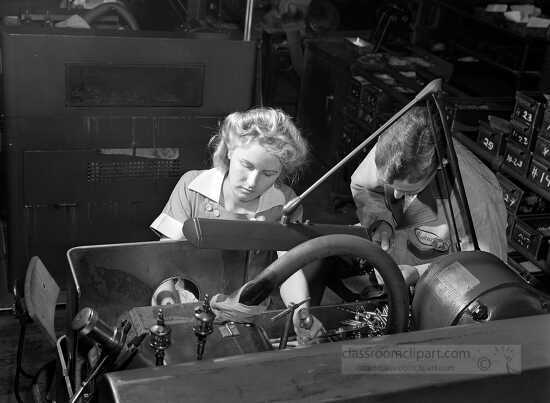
[350,106,507,282]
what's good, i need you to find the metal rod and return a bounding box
[56,335,74,398]
[243,0,255,41]
[197,336,207,360]
[281,78,443,222]
[69,355,110,403]
[278,313,292,350]
[427,100,461,252]
[431,93,480,250]
[271,298,310,349]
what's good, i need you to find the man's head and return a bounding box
[375,106,438,197]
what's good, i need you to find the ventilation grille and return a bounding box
[87,160,183,183]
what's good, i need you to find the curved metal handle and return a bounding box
[83,2,139,31]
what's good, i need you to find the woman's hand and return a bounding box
[293,307,325,345]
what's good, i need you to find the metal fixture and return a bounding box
[193,295,216,360]
[149,309,172,366]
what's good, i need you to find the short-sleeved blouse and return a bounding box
[150,167,302,281]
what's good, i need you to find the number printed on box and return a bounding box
[529,162,550,191]
[522,109,533,123]
[482,136,494,151]
[510,129,530,147]
[506,153,524,169]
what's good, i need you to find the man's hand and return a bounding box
[371,221,393,251]
[293,308,325,345]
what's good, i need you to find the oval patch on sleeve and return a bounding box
[415,228,450,251]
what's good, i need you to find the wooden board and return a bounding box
[104,313,550,402]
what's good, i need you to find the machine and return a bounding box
[44,80,550,402]
[58,224,550,402]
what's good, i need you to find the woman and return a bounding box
[151,107,323,344]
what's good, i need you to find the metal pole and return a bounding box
[243,0,255,41]
[431,93,480,250]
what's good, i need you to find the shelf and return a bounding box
[501,163,550,204]
[507,252,547,285]
[453,131,502,171]
[420,1,549,94]
[509,238,550,276]
[434,0,550,41]
[453,132,550,206]
[454,44,541,78]
[456,131,550,278]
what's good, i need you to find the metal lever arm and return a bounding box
[271,297,310,349]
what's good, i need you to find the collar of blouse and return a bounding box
[188,167,287,213]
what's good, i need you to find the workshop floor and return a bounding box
[0,308,65,402]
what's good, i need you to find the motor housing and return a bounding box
[412,251,549,330]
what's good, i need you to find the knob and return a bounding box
[469,301,489,321]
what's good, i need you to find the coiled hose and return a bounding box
[239,234,410,334]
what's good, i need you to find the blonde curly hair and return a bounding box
[209,107,309,182]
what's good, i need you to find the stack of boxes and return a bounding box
[502,93,547,180]
[343,74,387,154]
[341,56,429,161]
[476,91,550,270]
[338,63,421,192]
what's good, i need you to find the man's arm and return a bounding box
[351,146,396,250]
[350,146,395,229]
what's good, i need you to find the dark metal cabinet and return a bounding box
[0,27,257,292]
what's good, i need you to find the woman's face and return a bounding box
[227,142,282,202]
